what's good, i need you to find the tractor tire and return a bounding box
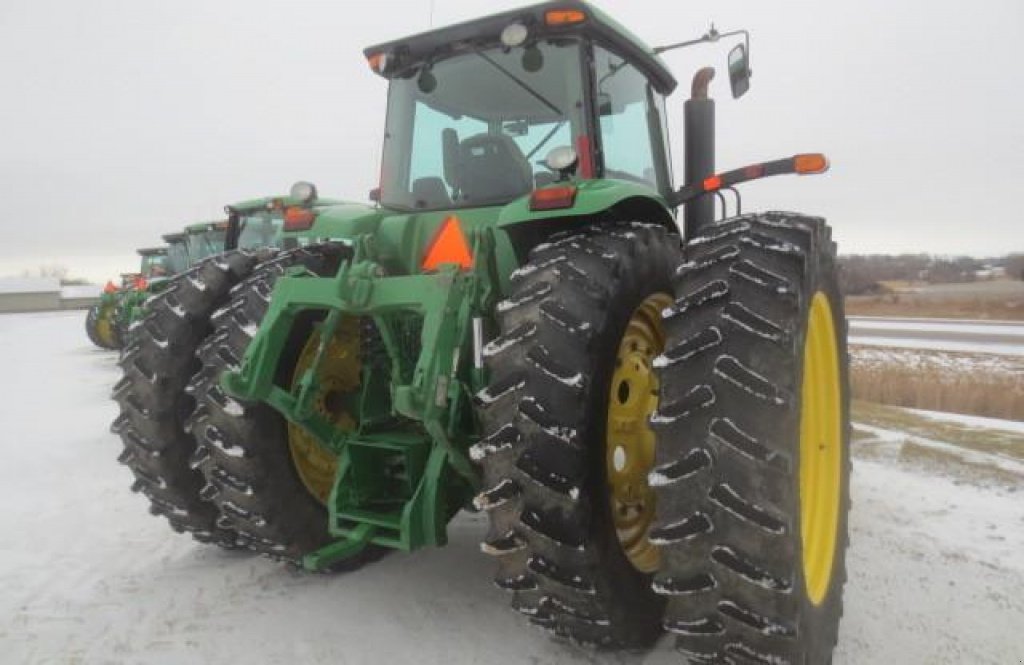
[85,302,116,350]
[474,222,681,648]
[111,251,265,546]
[649,212,850,664]
[187,245,383,569]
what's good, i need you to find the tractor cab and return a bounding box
[235,208,283,250]
[366,1,677,213]
[184,221,229,262]
[161,232,191,274]
[137,247,170,280]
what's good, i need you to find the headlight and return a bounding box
[290,181,318,204]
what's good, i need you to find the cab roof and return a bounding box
[137,247,167,257]
[162,232,187,243]
[185,220,228,234]
[364,0,677,94]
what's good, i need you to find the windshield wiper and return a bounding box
[475,51,562,117]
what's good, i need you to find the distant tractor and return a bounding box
[86,247,168,350]
[94,214,289,351]
[113,3,849,662]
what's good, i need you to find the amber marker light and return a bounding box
[283,207,317,232]
[367,52,388,74]
[794,153,830,175]
[702,175,723,192]
[545,9,586,25]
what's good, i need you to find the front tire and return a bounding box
[474,222,681,647]
[86,301,119,350]
[650,212,850,663]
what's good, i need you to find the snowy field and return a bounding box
[1,311,1022,664]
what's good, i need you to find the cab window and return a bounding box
[593,46,665,192]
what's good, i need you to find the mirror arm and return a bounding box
[654,26,750,71]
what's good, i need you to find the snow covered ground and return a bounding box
[1,311,1022,664]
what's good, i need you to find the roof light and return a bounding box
[501,22,529,47]
[422,216,473,271]
[794,153,830,174]
[545,9,586,25]
[283,206,317,232]
[103,281,117,294]
[529,185,577,211]
[290,180,318,204]
[367,52,389,74]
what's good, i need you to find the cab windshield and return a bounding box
[187,228,226,261]
[140,254,169,278]
[165,241,189,274]
[237,212,283,250]
[379,40,585,211]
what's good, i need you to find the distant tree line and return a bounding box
[20,264,90,286]
[838,253,1024,295]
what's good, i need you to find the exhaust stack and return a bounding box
[683,67,716,240]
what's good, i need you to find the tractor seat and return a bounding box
[455,133,533,204]
[412,176,452,209]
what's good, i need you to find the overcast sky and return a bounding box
[1,0,1021,281]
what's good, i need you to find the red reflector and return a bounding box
[529,185,577,211]
[422,216,473,271]
[134,277,148,290]
[702,175,722,192]
[283,207,316,231]
[103,281,117,294]
[743,164,765,179]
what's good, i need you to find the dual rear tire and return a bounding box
[475,213,849,662]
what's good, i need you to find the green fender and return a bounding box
[496,178,676,229]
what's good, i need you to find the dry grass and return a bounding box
[851,363,1024,420]
[852,400,1024,461]
[846,295,1024,320]
[851,401,1024,488]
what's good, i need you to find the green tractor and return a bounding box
[113,3,850,661]
[113,215,287,348]
[86,247,170,350]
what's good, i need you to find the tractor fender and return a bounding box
[495,179,679,263]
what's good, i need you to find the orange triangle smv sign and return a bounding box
[422,216,474,271]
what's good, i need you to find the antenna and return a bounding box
[429,0,435,28]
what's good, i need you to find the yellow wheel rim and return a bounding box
[96,305,116,346]
[288,318,361,504]
[606,292,671,573]
[799,292,842,605]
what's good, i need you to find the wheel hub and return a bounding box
[288,317,361,504]
[606,292,671,573]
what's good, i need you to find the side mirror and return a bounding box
[369,187,381,203]
[728,43,751,98]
